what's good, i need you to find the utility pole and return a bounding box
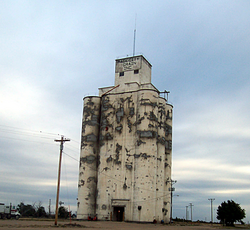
[189,203,194,222]
[186,206,189,221]
[167,179,177,223]
[49,199,51,217]
[54,136,70,226]
[208,198,215,223]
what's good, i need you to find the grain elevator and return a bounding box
[77,55,173,223]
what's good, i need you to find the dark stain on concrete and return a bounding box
[129,107,135,117]
[115,124,123,133]
[106,156,112,163]
[82,133,97,142]
[141,153,150,159]
[148,111,158,122]
[78,180,85,187]
[116,107,124,123]
[114,143,122,164]
[140,98,157,107]
[101,96,113,111]
[126,164,133,170]
[137,130,157,138]
[87,177,96,183]
[137,140,146,146]
[127,118,132,133]
[80,155,96,164]
[134,115,145,126]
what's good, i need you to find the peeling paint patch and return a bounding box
[115,124,123,133]
[115,143,122,154]
[165,124,172,136]
[125,148,131,153]
[126,164,133,170]
[140,98,157,107]
[87,177,96,183]
[84,114,99,126]
[78,180,85,187]
[134,115,144,126]
[80,155,96,164]
[81,143,87,149]
[116,107,124,123]
[105,132,113,140]
[137,130,157,138]
[165,140,172,150]
[100,132,113,141]
[148,111,158,122]
[137,140,146,146]
[120,95,133,103]
[134,153,141,158]
[114,143,122,164]
[101,96,113,111]
[106,156,112,163]
[157,136,166,145]
[129,107,135,117]
[127,118,132,133]
[103,167,110,171]
[141,153,150,159]
[82,133,97,142]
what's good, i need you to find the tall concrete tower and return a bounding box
[77,55,173,223]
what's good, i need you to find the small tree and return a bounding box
[58,206,69,219]
[217,200,246,226]
[17,202,36,217]
[34,201,47,218]
[36,206,47,217]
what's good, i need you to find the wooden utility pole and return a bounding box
[166,179,177,223]
[49,199,51,217]
[208,198,215,223]
[54,136,70,226]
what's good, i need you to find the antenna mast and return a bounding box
[133,14,137,56]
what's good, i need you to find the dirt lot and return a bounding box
[0,219,248,230]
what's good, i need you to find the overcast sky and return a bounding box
[0,0,249,223]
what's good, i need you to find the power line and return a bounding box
[0,134,56,145]
[0,124,60,136]
[63,151,79,162]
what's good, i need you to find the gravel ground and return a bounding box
[0,219,247,230]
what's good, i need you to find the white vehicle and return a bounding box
[0,203,20,219]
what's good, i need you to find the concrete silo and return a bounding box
[77,55,173,223]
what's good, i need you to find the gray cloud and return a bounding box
[0,0,249,222]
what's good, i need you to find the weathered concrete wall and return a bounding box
[158,98,173,223]
[77,96,101,219]
[77,55,173,223]
[115,55,151,91]
[95,88,172,223]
